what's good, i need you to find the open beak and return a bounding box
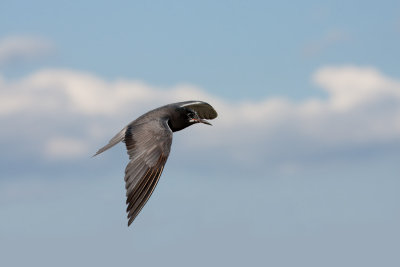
[190,118,212,126]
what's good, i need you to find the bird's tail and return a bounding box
[92,127,127,157]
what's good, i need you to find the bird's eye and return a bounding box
[187,112,195,119]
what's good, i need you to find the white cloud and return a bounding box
[313,66,400,111]
[1,65,399,168]
[0,69,216,117]
[0,35,53,65]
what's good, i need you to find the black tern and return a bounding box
[94,100,218,226]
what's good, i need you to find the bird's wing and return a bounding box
[92,127,127,157]
[179,101,218,120]
[123,118,173,226]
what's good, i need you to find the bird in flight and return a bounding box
[93,101,218,226]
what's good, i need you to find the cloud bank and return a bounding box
[1,66,399,172]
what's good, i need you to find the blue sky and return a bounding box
[1,1,400,267]
[2,0,400,99]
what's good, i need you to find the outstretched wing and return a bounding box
[178,101,218,120]
[124,119,172,226]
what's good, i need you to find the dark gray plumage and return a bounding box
[94,100,218,226]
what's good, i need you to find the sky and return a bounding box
[1,1,400,266]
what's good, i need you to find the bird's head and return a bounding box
[167,101,217,132]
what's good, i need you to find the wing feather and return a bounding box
[126,156,166,225]
[92,127,127,156]
[125,165,164,226]
[123,119,172,226]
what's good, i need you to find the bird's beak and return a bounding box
[198,118,212,126]
[190,118,212,125]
